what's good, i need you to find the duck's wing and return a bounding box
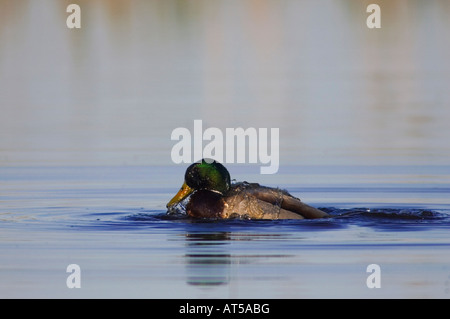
[222,192,305,219]
[231,183,329,219]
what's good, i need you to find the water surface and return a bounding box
[1,0,450,299]
[1,166,449,299]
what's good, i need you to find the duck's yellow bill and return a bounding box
[166,182,194,208]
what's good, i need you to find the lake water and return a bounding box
[1,165,450,299]
[1,0,450,299]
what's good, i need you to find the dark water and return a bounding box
[1,166,449,298]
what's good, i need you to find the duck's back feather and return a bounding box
[223,182,329,219]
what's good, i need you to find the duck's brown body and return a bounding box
[186,182,329,220]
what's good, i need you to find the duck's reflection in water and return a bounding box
[184,232,231,286]
[182,232,292,287]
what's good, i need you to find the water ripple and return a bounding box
[75,207,450,233]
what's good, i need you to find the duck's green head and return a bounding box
[167,159,231,208]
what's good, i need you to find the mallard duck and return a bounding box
[166,159,329,220]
